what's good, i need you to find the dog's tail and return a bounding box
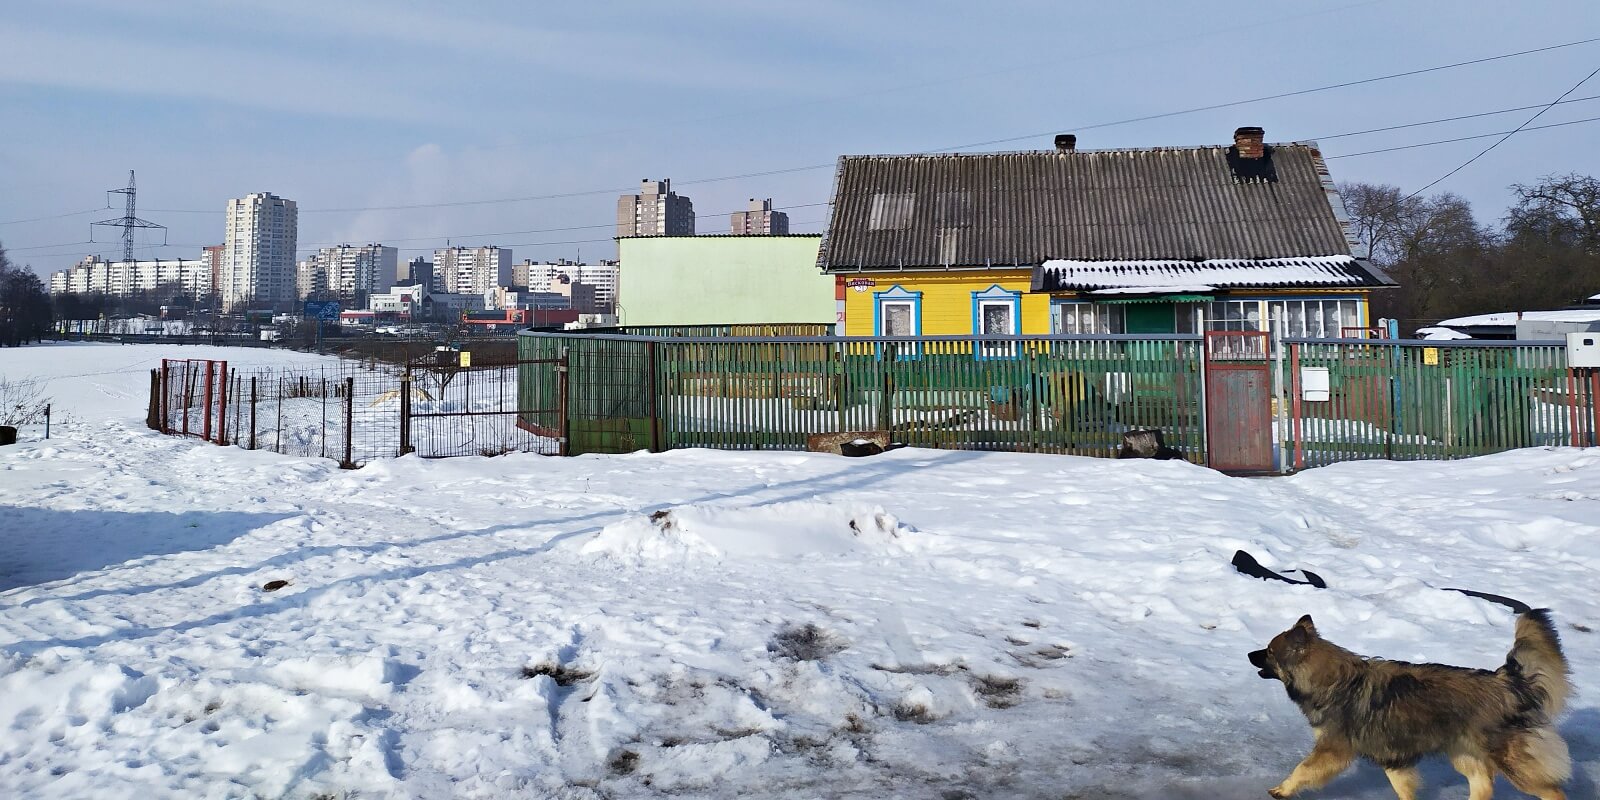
[1504,609,1571,717]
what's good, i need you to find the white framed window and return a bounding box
[881,302,915,336]
[973,285,1021,358]
[1051,302,1125,334]
[874,285,922,359]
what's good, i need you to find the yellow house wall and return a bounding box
[841,275,1376,335]
[840,270,1051,336]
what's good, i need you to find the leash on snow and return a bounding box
[1230,549,1532,614]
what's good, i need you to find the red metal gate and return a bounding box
[1204,331,1272,472]
[159,358,229,443]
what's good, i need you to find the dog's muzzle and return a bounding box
[1248,649,1277,680]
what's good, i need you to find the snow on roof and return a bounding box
[1415,326,1472,340]
[1086,285,1217,295]
[1435,309,1600,328]
[1033,255,1391,292]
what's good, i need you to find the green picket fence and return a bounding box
[1284,339,1596,467]
[520,331,1205,459]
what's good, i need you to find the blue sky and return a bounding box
[2,0,1598,277]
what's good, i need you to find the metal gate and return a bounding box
[1204,331,1273,472]
[159,358,229,443]
[401,356,567,457]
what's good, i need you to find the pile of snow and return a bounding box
[2,342,1599,798]
[580,500,914,561]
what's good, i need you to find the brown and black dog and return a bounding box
[1249,612,1571,799]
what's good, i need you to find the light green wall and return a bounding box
[617,236,832,326]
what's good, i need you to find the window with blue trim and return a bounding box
[972,285,1021,358]
[873,285,922,358]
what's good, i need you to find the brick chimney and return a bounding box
[1233,127,1266,159]
[1054,134,1077,153]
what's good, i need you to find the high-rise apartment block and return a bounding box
[730,198,789,235]
[296,244,398,306]
[201,245,224,300]
[516,259,619,313]
[220,192,298,311]
[397,257,434,291]
[617,179,694,237]
[48,255,209,297]
[434,246,512,295]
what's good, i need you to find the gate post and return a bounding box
[202,360,214,442]
[558,349,570,457]
[342,376,355,468]
[399,373,413,455]
[158,361,170,433]
[646,340,661,453]
[249,376,258,450]
[216,363,230,445]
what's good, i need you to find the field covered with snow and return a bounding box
[2,343,1599,799]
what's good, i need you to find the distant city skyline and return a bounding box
[3,1,1598,279]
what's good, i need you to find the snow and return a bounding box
[1086,285,1217,295]
[1436,309,1600,328]
[1415,326,1472,340]
[3,342,1600,798]
[1038,255,1370,290]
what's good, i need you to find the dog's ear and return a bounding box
[1295,614,1317,634]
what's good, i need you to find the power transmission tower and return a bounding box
[91,170,167,263]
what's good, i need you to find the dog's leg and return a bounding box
[1382,766,1423,800]
[1448,753,1495,800]
[1269,735,1354,798]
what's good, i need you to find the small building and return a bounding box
[615,235,832,327]
[820,128,1394,338]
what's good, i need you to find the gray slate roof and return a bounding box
[819,143,1357,271]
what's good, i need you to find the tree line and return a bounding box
[1342,173,1600,330]
[0,241,50,347]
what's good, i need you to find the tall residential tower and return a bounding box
[616,179,694,237]
[220,192,298,311]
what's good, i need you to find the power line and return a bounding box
[130,36,1600,217]
[0,208,108,226]
[1314,94,1600,140]
[1324,115,1600,158]
[928,37,1600,152]
[1395,63,1600,203]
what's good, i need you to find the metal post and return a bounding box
[342,376,355,468]
[44,403,50,440]
[201,360,214,441]
[216,362,229,445]
[646,340,661,453]
[249,377,258,450]
[399,374,412,455]
[558,349,570,456]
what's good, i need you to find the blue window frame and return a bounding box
[971,285,1021,359]
[873,285,922,358]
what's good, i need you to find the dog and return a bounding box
[1248,612,1571,800]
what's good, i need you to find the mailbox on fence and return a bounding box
[1568,332,1600,369]
[1301,367,1331,402]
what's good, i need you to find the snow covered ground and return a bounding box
[2,343,1600,799]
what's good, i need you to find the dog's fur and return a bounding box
[1249,612,1571,800]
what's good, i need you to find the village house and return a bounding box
[820,127,1395,339]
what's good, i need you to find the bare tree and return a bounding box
[1509,173,1600,254]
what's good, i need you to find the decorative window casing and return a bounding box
[873,285,922,358]
[972,285,1021,358]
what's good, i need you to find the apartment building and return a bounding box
[730,198,790,235]
[616,179,694,237]
[397,257,434,291]
[49,255,210,298]
[220,192,298,311]
[516,259,618,313]
[434,246,512,295]
[296,244,399,306]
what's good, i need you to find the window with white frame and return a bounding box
[1271,299,1363,338]
[1051,302,1125,334]
[881,301,915,336]
[973,285,1021,358]
[1207,300,1263,331]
